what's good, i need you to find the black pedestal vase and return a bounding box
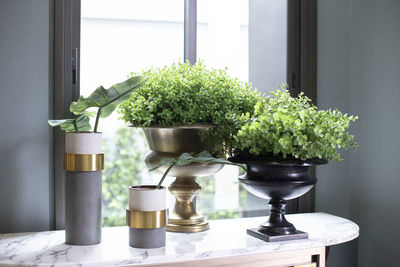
[229,156,328,242]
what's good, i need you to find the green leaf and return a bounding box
[150,150,247,188]
[48,114,91,132]
[151,151,248,170]
[82,110,97,117]
[148,158,177,172]
[70,75,148,118]
[48,119,73,127]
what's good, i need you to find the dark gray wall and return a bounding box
[0,0,54,233]
[316,0,400,266]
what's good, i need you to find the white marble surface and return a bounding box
[0,212,359,266]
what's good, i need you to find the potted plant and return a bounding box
[48,76,147,245]
[152,87,358,242]
[118,61,260,232]
[228,87,358,241]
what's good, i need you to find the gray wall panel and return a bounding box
[316,0,352,220]
[317,0,400,266]
[349,0,400,265]
[0,0,54,233]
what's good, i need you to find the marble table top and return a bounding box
[0,212,359,266]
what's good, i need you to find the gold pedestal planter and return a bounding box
[142,125,223,233]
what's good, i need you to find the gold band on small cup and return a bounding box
[126,209,167,229]
[64,153,104,171]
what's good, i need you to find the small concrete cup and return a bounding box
[127,185,167,248]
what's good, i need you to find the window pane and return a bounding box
[197,0,287,91]
[81,0,289,225]
[196,0,288,219]
[81,0,184,226]
[197,0,249,81]
[249,0,288,94]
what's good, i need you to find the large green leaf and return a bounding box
[70,75,147,118]
[48,119,73,127]
[150,151,247,188]
[48,114,91,132]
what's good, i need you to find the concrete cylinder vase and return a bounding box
[64,132,104,245]
[127,186,167,248]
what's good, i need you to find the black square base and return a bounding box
[247,228,309,242]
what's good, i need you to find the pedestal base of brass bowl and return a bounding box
[142,125,223,233]
[167,221,210,233]
[166,177,210,233]
[145,153,221,233]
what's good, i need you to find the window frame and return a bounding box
[286,0,318,214]
[54,0,81,229]
[53,0,317,228]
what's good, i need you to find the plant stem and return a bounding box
[73,119,78,132]
[157,163,176,189]
[94,108,102,132]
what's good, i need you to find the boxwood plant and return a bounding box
[145,85,358,188]
[233,87,358,161]
[118,61,260,157]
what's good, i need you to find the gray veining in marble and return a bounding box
[0,212,359,266]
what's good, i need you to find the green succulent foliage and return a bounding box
[234,87,358,161]
[47,113,91,132]
[118,61,260,156]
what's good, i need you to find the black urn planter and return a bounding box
[229,155,328,242]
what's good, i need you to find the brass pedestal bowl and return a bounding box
[142,125,223,233]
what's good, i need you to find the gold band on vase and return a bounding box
[64,153,104,171]
[126,209,167,229]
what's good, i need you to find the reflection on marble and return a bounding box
[0,213,359,266]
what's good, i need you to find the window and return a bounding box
[55,0,316,228]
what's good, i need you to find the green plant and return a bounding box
[48,76,147,132]
[233,87,358,161]
[48,113,92,132]
[118,61,260,156]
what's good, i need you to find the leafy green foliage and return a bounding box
[70,76,147,132]
[48,76,147,132]
[149,151,247,188]
[47,114,91,132]
[234,87,358,161]
[118,61,260,156]
[102,127,145,226]
[70,76,147,119]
